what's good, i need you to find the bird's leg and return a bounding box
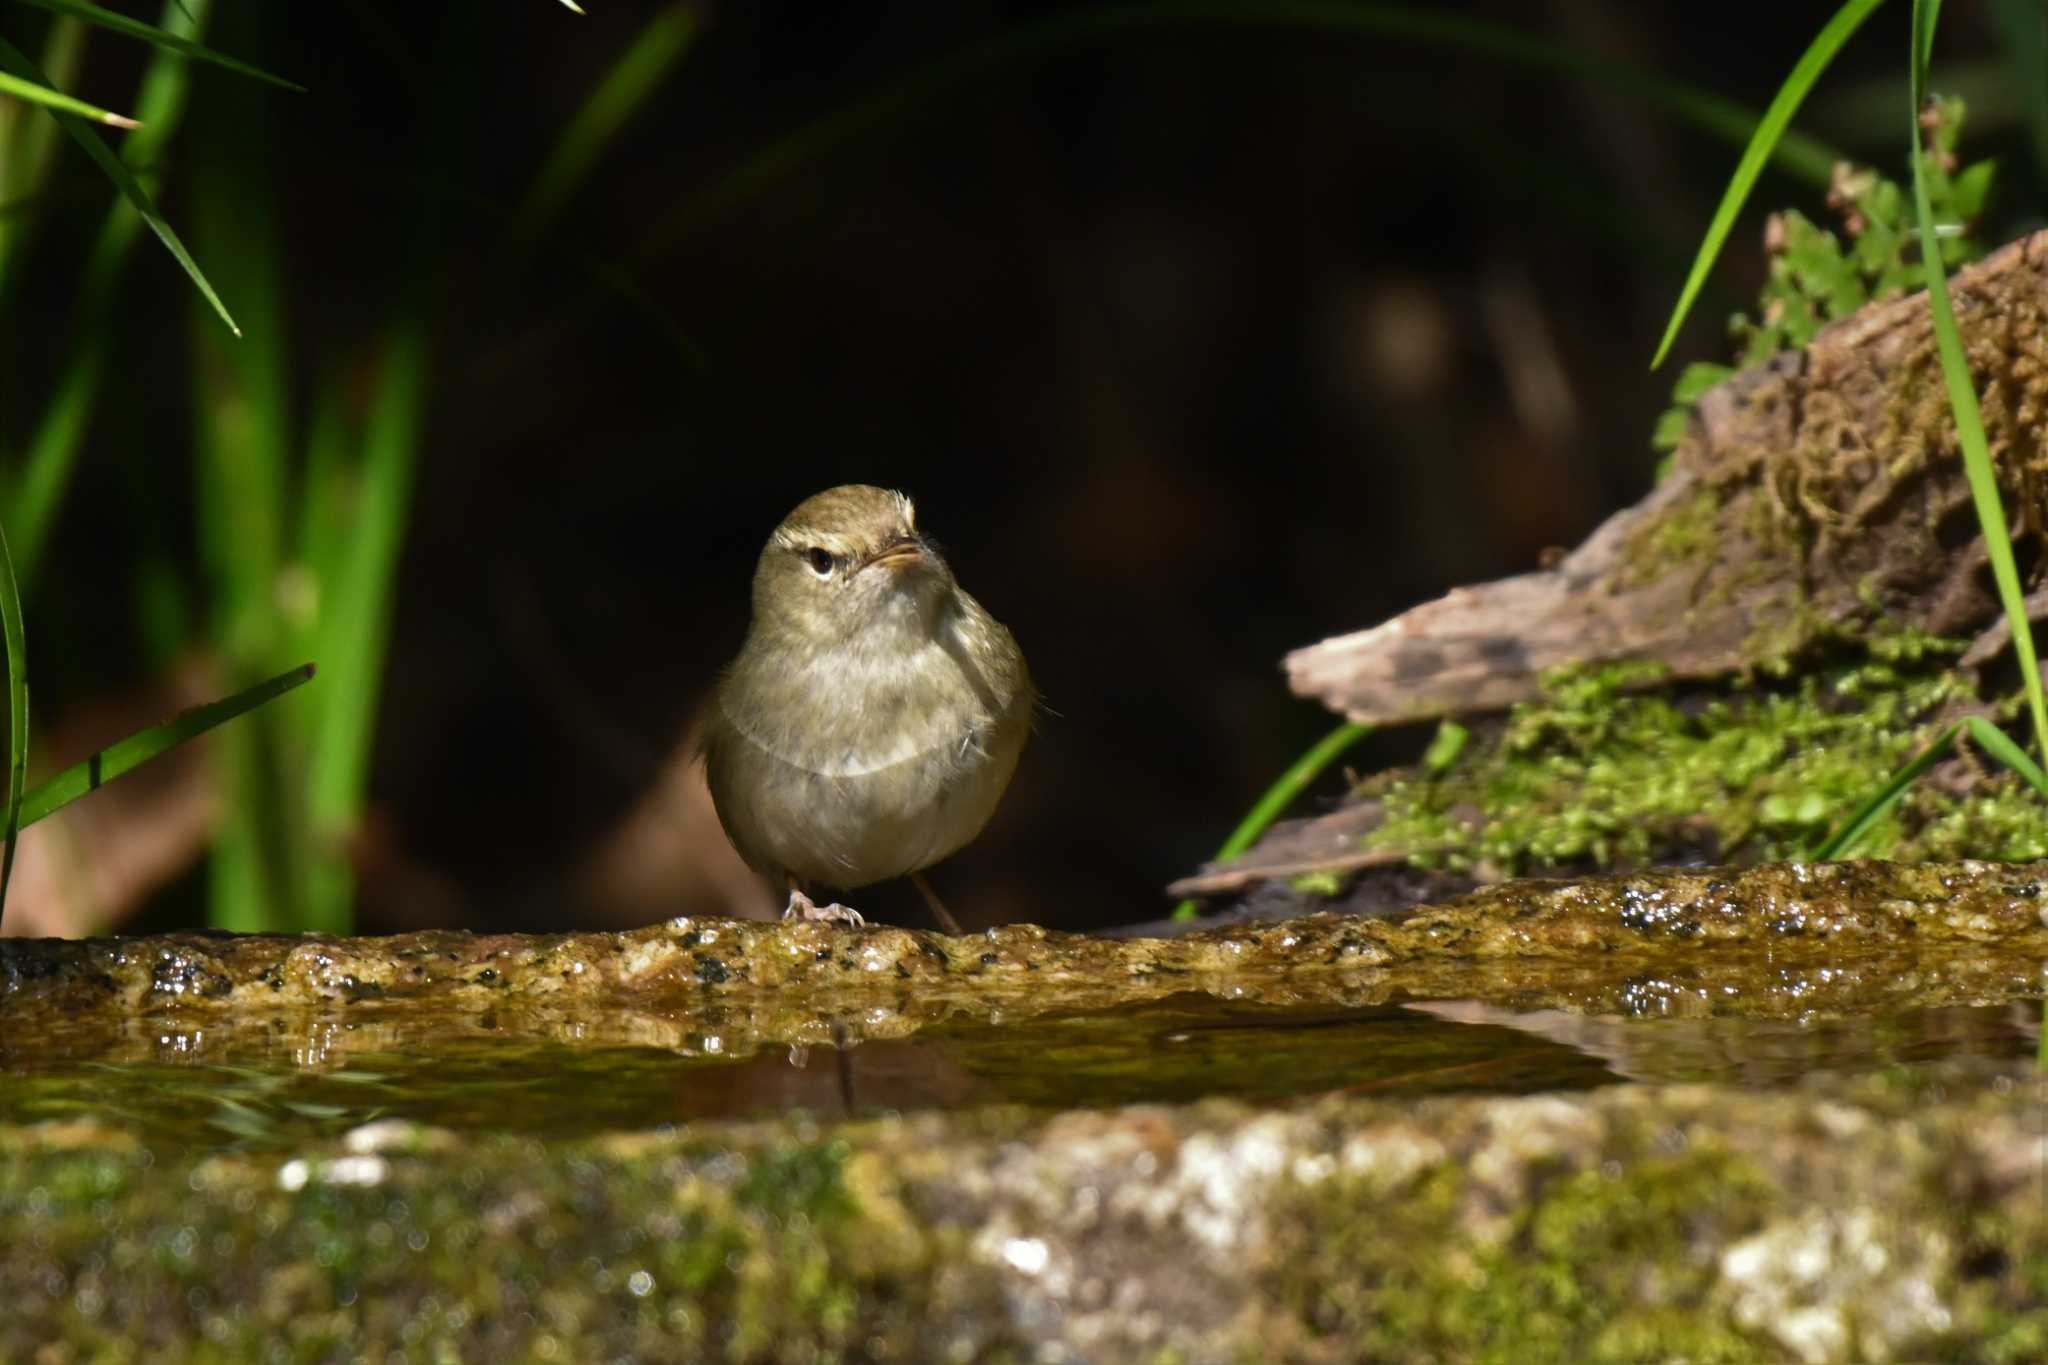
[908,870,965,934]
[783,879,865,927]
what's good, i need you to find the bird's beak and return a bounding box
[860,534,928,573]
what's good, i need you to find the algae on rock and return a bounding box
[5,1075,2044,1363]
[1357,654,2048,876]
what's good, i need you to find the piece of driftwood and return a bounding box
[1288,230,2048,727]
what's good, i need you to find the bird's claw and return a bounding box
[783,889,865,927]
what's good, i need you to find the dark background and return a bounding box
[10,0,2042,935]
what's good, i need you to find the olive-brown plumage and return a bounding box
[702,485,1032,921]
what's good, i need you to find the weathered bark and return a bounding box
[1288,230,2048,726]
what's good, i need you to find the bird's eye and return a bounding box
[803,547,835,577]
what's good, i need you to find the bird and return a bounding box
[702,485,1033,930]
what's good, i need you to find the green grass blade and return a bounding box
[0,517,26,929]
[15,664,314,830]
[302,325,429,929]
[0,66,137,126]
[1172,720,1371,919]
[513,3,697,250]
[11,337,103,575]
[1907,0,2048,760]
[1912,0,1944,92]
[1649,0,1884,370]
[1812,722,1959,860]
[11,0,303,92]
[1961,715,2048,796]
[0,16,85,285]
[641,1,1843,262]
[0,34,237,335]
[1812,713,2048,863]
[1929,0,2048,1069]
[13,1,211,579]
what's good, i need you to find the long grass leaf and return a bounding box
[12,0,303,92]
[15,664,314,829]
[1961,715,2048,796]
[0,67,136,126]
[13,2,211,578]
[1172,720,1371,919]
[0,34,237,334]
[1907,0,2048,760]
[513,3,698,251]
[0,518,25,929]
[11,338,103,575]
[0,17,85,283]
[1649,0,1883,369]
[303,325,429,929]
[640,1,1843,262]
[1812,722,1959,860]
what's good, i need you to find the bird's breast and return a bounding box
[706,620,1031,888]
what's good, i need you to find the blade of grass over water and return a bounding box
[1172,720,1371,920]
[16,664,315,829]
[1908,0,2048,761]
[0,67,137,126]
[12,0,303,91]
[640,0,1843,263]
[1649,0,1884,370]
[0,34,237,335]
[0,517,25,928]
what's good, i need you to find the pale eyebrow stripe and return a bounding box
[771,528,861,553]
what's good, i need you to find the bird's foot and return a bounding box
[783,888,865,927]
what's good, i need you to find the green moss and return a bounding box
[1287,870,1345,897]
[2,1129,919,1364]
[1362,656,2048,874]
[1279,1143,1775,1362]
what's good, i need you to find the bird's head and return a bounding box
[751,484,955,645]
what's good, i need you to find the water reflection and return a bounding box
[1,995,2035,1151]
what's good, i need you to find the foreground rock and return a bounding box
[3,1074,2043,1362]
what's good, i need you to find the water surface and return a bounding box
[2,994,2033,1150]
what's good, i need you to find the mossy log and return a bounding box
[1287,230,2048,728]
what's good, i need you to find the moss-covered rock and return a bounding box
[4,1075,2044,1362]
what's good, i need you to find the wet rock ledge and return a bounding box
[6,859,2048,1055]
